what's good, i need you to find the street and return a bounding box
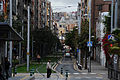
[56,57,79,74]
[1,0,120,80]
[56,56,109,80]
[8,55,110,80]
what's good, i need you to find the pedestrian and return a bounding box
[5,57,10,79]
[46,60,52,78]
[0,65,5,80]
[37,54,41,63]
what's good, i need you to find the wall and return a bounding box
[96,12,109,66]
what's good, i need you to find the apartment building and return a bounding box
[37,0,53,29]
[0,0,3,15]
[114,0,120,30]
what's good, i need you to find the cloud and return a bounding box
[49,0,79,12]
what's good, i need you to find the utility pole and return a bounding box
[10,0,12,76]
[88,0,92,72]
[111,0,114,33]
[114,0,118,71]
[27,6,30,71]
[78,1,82,65]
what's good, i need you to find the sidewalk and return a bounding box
[81,60,108,73]
[8,73,35,80]
[74,60,109,80]
[35,73,65,80]
[8,73,65,80]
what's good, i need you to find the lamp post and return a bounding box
[88,0,92,73]
[9,0,12,76]
[111,0,114,33]
[77,1,82,65]
[27,5,30,72]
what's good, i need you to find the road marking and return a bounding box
[81,73,87,74]
[89,73,97,74]
[96,77,103,79]
[100,73,106,74]
[73,73,79,74]
[85,77,91,78]
[20,75,29,80]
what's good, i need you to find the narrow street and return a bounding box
[1,0,120,80]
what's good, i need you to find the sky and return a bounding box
[49,0,80,12]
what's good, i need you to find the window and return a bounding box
[59,25,62,27]
[109,4,111,12]
[97,5,102,11]
[0,5,1,10]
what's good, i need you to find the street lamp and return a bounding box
[77,1,82,66]
[88,0,92,73]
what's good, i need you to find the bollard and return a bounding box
[30,69,33,76]
[15,66,17,74]
[32,68,35,75]
[65,70,68,78]
[61,68,63,74]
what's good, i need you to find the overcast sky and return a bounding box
[49,0,80,12]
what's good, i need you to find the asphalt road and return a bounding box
[56,57,80,74]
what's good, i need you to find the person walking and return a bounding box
[37,54,41,63]
[0,65,5,80]
[5,57,10,79]
[46,60,52,78]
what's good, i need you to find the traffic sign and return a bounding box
[77,49,80,53]
[108,35,112,40]
[87,41,92,47]
[108,35,115,40]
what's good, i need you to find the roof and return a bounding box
[0,22,24,41]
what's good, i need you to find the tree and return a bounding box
[33,27,61,57]
[79,20,89,69]
[103,13,111,33]
[65,27,78,51]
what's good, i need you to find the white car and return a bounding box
[65,53,71,58]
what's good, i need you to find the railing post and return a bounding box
[108,67,110,78]
[117,70,120,80]
[65,70,68,80]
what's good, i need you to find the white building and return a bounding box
[0,1,3,15]
[96,12,109,67]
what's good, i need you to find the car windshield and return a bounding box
[66,53,70,56]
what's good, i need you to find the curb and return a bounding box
[52,57,64,78]
[20,75,35,80]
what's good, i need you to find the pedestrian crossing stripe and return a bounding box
[66,73,107,75]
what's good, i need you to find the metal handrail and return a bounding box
[52,63,60,80]
[36,64,45,80]
[108,67,120,80]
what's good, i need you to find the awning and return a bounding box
[0,22,24,41]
